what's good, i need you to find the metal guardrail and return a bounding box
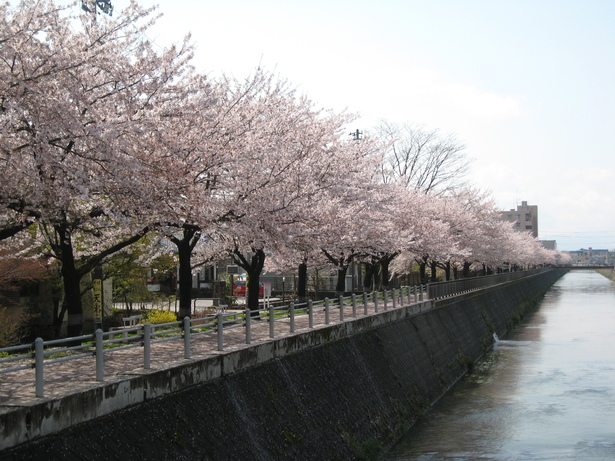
[427,268,550,300]
[0,285,428,398]
[1,270,548,398]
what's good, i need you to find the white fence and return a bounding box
[0,285,428,398]
[1,269,552,399]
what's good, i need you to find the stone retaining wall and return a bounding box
[0,270,565,460]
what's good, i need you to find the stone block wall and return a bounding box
[0,270,565,460]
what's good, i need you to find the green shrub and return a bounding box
[0,307,20,347]
[144,309,177,325]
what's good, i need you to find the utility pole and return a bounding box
[350,129,363,141]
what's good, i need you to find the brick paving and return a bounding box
[1,297,420,405]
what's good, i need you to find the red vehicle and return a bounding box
[232,280,265,297]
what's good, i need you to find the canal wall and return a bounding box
[0,270,565,460]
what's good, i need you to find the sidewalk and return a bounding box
[0,301,388,405]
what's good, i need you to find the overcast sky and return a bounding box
[113,0,614,251]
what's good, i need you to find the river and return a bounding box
[384,270,615,461]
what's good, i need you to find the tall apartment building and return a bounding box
[540,240,557,250]
[499,201,538,238]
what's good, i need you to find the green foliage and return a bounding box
[15,304,47,343]
[0,307,20,347]
[107,239,178,308]
[0,305,49,346]
[144,309,177,325]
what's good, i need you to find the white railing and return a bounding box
[2,270,550,399]
[0,269,548,397]
[427,268,550,299]
[0,285,429,398]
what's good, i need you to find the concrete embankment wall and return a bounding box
[0,270,565,460]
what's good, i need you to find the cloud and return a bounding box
[340,64,528,132]
[406,67,527,121]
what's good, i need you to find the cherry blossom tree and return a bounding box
[284,134,384,298]
[195,71,384,311]
[402,192,461,283]
[347,182,410,292]
[150,75,236,320]
[434,188,500,280]
[390,188,562,282]
[0,0,203,335]
[1,1,567,336]
[367,120,471,286]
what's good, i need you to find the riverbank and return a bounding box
[385,270,615,460]
[0,270,565,461]
[596,268,615,282]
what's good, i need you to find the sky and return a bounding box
[109,1,614,250]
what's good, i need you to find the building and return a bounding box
[540,240,557,250]
[499,200,539,238]
[565,248,613,266]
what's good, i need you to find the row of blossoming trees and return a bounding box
[0,1,568,336]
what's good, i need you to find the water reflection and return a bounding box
[385,271,615,461]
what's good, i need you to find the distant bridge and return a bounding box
[556,265,614,270]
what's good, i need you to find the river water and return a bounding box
[384,270,615,461]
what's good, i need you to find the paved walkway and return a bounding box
[1,296,424,406]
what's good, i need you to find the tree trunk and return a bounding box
[379,253,397,290]
[234,248,266,314]
[335,266,348,297]
[321,250,353,298]
[419,260,427,284]
[374,264,382,291]
[444,261,451,281]
[297,260,308,303]
[245,249,266,313]
[463,261,471,278]
[380,259,390,290]
[56,225,84,338]
[176,238,193,319]
[46,220,151,336]
[430,260,438,282]
[363,262,375,292]
[170,225,201,320]
[52,280,65,338]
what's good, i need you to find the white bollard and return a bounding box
[35,337,44,398]
[325,298,330,324]
[269,305,275,338]
[245,308,252,344]
[95,329,104,382]
[144,323,151,369]
[183,317,191,359]
[217,314,224,351]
